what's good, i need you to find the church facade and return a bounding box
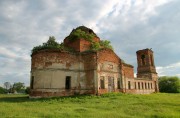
[30,26,158,98]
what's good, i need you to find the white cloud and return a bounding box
[0,0,180,87]
[156,62,180,77]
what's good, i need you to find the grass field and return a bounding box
[0,93,179,118]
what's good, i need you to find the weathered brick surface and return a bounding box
[136,48,158,92]
[30,89,95,98]
[30,27,159,97]
[64,37,100,52]
[32,50,79,70]
[97,48,121,64]
[136,49,157,76]
[122,63,134,79]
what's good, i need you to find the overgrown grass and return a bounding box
[0,93,179,118]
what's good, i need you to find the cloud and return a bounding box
[0,0,180,86]
[156,62,180,77]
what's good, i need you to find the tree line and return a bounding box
[159,76,180,93]
[0,82,30,94]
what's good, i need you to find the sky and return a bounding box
[0,0,180,86]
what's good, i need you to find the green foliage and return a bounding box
[0,87,6,94]
[100,40,114,50]
[25,87,30,94]
[31,36,64,54]
[90,40,114,51]
[68,29,95,42]
[12,82,25,93]
[159,76,180,93]
[0,93,179,117]
[91,42,100,51]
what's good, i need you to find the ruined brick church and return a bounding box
[30,26,159,98]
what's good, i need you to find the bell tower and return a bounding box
[136,48,157,80]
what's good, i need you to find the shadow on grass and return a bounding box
[0,94,96,103]
[0,95,30,103]
[0,93,123,103]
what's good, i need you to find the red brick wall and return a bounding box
[81,52,97,70]
[64,37,100,52]
[97,49,121,64]
[122,64,134,79]
[79,39,91,52]
[31,50,78,69]
[136,49,157,74]
[64,38,80,52]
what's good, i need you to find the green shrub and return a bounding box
[0,87,6,94]
[159,76,180,93]
[91,42,100,51]
[90,40,114,51]
[25,87,30,94]
[31,36,65,54]
[67,29,95,42]
[100,40,113,50]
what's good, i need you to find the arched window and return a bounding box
[128,81,131,89]
[100,76,105,89]
[138,82,140,89]
[148,83,150,89]
[142,82,144,89]
[141,55,146,65]
[150,55,154,66]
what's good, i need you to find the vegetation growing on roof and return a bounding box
[66,26,114,51]
[90,40,114,51]
[90,42,101,51]
[31,36,65,54]
[31,26,114,54]
[99,40,113,50]
[67,29,96,42]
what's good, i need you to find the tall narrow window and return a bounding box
[31,76,34,89]
[150,55,154,66]
[141,55,146,66]
[100,76,105,89]
[151,83,153,89]
[65,76,71,89]
[148,83,150,89]
[128,81,131,89]
[138,82,140,89]
[145,83,147,89]
[117,80,120,89]
[142,82,144,89]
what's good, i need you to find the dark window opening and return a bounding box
[145,83,147,89]
[138,82,140,89]
[30,76,34,89]
[141,55,146,66]
[117,80,120,89]
[65,76,71,89]
[100,76,105,89]
[150,55,154,66]
[148,83,150,89]
[128,81,131,89]
[89,29,93,34]
[151,83,153,89]
[142,82,144,89]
